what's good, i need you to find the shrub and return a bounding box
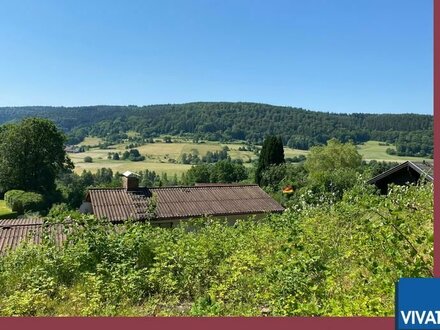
[47,203,82,220]
[84,156,93,163]
[121,149,145,162]
[4,190,45,214]
[386,148,397,155]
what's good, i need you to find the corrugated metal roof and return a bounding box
[86,184,284,222]
[0,219,67,254]
[0,218,44,227]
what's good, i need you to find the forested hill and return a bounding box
[0,102,433,154]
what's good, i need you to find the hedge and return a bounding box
[4,190,45,214]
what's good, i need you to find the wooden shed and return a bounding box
[367,161,433,194]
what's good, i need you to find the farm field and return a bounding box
[356,141,432,163]
[70,141,227,175]
[77,136,103,146]
[73,159,193,176]
[69,139,300,174]
[69,138,432,175]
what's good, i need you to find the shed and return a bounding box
[367,161,433,194]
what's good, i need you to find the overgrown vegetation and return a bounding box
[0,183,432,316]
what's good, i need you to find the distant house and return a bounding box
[367,161,433,194]
[64,145,84,153]
[80,171,284,227]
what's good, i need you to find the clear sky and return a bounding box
[0,0,433,114]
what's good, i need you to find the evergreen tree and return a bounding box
[255,135,285,185]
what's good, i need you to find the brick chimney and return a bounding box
[122,171,139,191]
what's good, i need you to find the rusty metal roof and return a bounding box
[0,219,67,254]
[0,218,44,227]
[86,184,284,222]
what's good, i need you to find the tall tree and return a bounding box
[255,135,285,185]
[304,138,362,197]
[0,118,73,194]
[304,138,362,179]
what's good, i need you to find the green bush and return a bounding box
[47,203,82,220]
[4,190,45,214]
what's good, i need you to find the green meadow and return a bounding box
[69,138,431,175]
[356,141,432,163]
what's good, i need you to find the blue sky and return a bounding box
[0,0,433,114]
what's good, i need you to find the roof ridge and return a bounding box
[0,218,43,221]
[0,223,42,228]
[410,161,434,168]
[408,162,434,179]
[151,184,260,189]
[367,160,434,184]
[87,187,125,191]
[88,184,260,190]
[367,161,409,183]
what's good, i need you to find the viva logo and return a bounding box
[396,278,440,330]
[400,311,440,325]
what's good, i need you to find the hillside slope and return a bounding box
[0,102,433,155]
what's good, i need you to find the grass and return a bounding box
[69,142,208,175]
[69,138,432,175]
[284,148,309,158]
[0,200,17,219]
[73,159,192,176]
[78,136,103,146]
[356,141,432,163]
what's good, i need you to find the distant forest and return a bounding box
[0,102,433,157]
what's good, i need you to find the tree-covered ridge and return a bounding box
[0,102,433,155]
